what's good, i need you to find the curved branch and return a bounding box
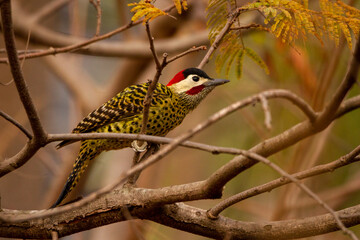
[0,109,32,139]
[336,95,360,119]
[0,0,46,141]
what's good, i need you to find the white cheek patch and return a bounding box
[170,75,207,93]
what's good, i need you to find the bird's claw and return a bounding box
[131,140,147,152]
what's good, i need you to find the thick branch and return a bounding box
[1,189,360,239]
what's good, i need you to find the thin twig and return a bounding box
[145,22,161,69]
[0,109,32,139]
[89,0,101,36]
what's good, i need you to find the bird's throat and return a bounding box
[186,85,205,95]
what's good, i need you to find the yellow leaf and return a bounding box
[236,49,245,79]
[173,0,188,14]
[244,48,269,75]
[128,1,167,23]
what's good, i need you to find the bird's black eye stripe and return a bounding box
[192,76,200,82]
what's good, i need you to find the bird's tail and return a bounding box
[51,141,99,208]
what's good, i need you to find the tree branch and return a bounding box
[1,189,360,239]
[0,109,32,139]
[0,0,47,142]
[89,0,101,37]
[208,145,360,217]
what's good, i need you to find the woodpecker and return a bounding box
[52,68,229,208]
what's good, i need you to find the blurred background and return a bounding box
[0,0,360,239]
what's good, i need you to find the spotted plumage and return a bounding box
[51,68,229,208]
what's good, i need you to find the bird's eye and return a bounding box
[192,76,200,82]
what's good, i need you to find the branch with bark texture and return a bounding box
[0,109,32,139]
[1,187,360,239]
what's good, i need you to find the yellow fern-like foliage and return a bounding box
[215,32,269,79]
[243,0,360,48]
[128,1,167,23]
[128,0,188,23]
[207,0,360,79]
[173,0,188,14]
[208,0,269,79]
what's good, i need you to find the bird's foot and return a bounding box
[131,140,148,152]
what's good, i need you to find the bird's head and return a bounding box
[166,68,229,110]
[167,68,229,95]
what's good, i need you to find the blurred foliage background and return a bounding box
[0,0,360,239]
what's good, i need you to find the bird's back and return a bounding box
[56,82,187,149]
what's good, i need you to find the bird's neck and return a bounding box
[172,86,215,112]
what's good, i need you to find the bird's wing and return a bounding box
[56,83,172,148]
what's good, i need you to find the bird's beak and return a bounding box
[203,78,230,87]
